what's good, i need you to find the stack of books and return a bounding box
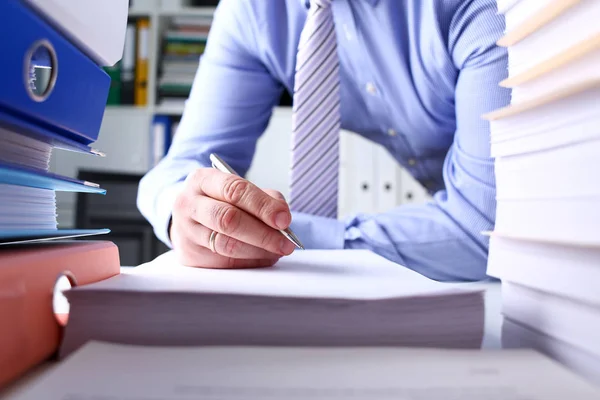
[0,0,122,389]
[157,15,212,108]
[483,0,600,385]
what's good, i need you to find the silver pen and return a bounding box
[209,153,305,250]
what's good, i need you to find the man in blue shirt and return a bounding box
[137,0,510,281]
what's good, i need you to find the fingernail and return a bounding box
[280,238,295,255]
[275,211,290,229]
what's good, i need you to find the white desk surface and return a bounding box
[0,279,502,399]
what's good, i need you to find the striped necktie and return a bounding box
[289,0,340,219]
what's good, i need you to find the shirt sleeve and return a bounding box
[137,0,284,246]
[290,0,511,282]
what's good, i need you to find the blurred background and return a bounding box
[51,0,430,267]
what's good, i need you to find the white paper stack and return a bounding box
[8,342,600,400]
[58,250,485,358]
[0,129,57,231]
[484,0,600,386]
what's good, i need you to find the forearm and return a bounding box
[290,180,494,283]
[137,0,282,246]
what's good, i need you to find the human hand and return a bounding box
[169,168,295,268]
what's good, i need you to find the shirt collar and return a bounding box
[301,0,380,8]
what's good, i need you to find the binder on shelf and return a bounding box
[150,115,172,167]
[121,20,137,105]
[0,1,111,145]
[134,17,150,106]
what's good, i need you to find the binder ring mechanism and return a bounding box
[24,39,58,102]
[52,271,77,327]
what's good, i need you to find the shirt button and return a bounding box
[366,82,377,95]
[387,128,397,137]
[408,158,417,166]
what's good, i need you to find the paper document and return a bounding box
[8,341,600,400]
[59,249,485,356]
[125,249,470,299]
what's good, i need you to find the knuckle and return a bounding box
[220,234,240,256]
[255,195,275,220]
[173,192,187,212]
[187,169,203,187]
[269,190,284,200]
[222,177,250,204]
[174,192,192,216]
[213,204,241,235]
[174,192,198,220]
[259,229,275,250]
[187,168,208,193]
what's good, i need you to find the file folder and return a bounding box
[0,109,103,156]
[0,162,106,194]
[0,229,110,245]
[0,161,110,243]
[0,1,110,145]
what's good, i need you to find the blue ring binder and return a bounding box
[0,1,110,145]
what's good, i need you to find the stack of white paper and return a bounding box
[0,132,57,230]
[58,250,485,358]
[7,341,600,400]
[484,0,600,385]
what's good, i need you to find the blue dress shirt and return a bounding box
[137,0,511,281]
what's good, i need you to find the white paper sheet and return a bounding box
[94,249,474,300]
[6,341,600,400]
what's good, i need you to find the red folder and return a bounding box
[0,241,120,389]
